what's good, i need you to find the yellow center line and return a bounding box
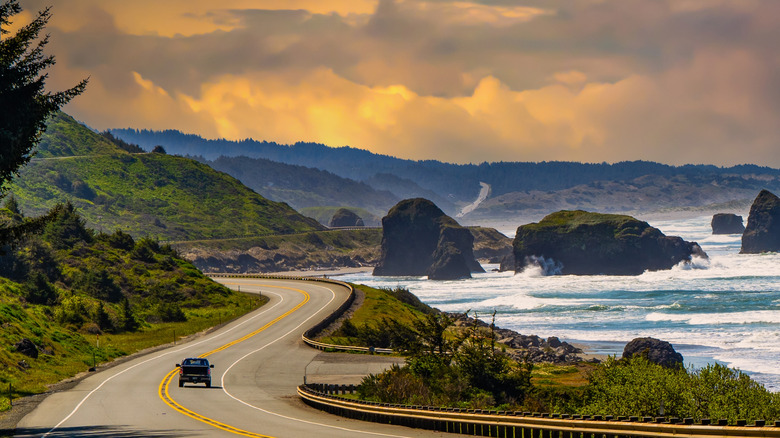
[158,283,310,437]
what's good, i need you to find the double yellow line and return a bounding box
[158,283,310,437]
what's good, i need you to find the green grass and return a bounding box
[9,112,324,241]
[0,291,265,410]
[319,284,434,346]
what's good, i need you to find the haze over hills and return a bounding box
[201,155,400,216]
[9,113,324,240]
[111,128,780,222]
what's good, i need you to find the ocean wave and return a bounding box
[646,310,780,325]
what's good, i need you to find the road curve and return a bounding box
[15,278,457,438]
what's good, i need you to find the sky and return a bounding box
[12,0,780,166]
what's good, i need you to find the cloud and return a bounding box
[17,0,780,167]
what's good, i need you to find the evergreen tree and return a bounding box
[0,0,87,245]
[119,297,139,332]
[42,201,93,249]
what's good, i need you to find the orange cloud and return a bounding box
[42,0,378,36]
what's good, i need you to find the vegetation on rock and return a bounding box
[513,210,707,275]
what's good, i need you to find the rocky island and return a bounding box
[373,198,484,280]
[741,189,780,254]
[711,213,745,235]
[511,210,707,275]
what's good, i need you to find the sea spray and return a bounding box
[343,214,780,391]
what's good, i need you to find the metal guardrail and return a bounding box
[207,273,393,354]
[298,384,780,438]
[212,273,780,437]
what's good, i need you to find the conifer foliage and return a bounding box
[0,0,87,191]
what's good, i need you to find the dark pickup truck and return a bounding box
[176,357,214,387]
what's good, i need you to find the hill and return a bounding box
[10,113,324,240]
[202,155,399,216]
[110,128,780,220]
[467,173,780,222]
[0,203,259,410]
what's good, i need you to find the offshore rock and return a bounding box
[711,213,745,235]
[623,337,683,368]
[741,190,780,254]
[328,208,365,227]
[512,210,707,275]
[373,198,484,280]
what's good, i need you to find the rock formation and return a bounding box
[328,208,365,228]
[711,213,745,234]
[449,313,587,364]
[373,198,484,280]
[512,210,707,275]
[741,190,780,254]
[14,338,38,359]
[622,337,683,368]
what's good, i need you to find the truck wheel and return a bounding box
[179,380,184,387]
[206,380,211,388]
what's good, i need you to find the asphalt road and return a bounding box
[14,278,457,438]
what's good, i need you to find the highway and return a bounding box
[14,278,457,438]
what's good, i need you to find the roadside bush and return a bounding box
[156,302,187,322]
[582,356,780,422]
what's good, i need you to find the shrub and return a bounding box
[23,272,58,305]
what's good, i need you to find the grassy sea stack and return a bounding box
[373,198,484,280]
[741,190,780,254]
[512,210,707,275]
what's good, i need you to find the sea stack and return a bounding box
[512,210,707,275]
[741,190,780,254]
[373,198,484,280]
[711,213,745,235]
[328,208,364,227]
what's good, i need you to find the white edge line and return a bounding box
[42,286,283,437]
[220,283,411,438]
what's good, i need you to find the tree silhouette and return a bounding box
[0,0,87,244]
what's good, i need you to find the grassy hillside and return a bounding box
[9,113,324,240]
[0,204,261,411]
[206,156,399,216]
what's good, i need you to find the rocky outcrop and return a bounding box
[512,210,707,275]
[328,208,365,227]
[14,338,38,359]
[373,198,484,280]
[470,227,513,263]
[711,213,745,234]
[450,313,588,364]
[622,337,683,368]
[741,190,780,254]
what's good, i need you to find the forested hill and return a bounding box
[202,155,400,215]
[111,128,780,204]
[9,113,324,240]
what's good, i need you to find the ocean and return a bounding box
[340,215,780,391]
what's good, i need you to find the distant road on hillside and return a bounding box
[457,182,491,218]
